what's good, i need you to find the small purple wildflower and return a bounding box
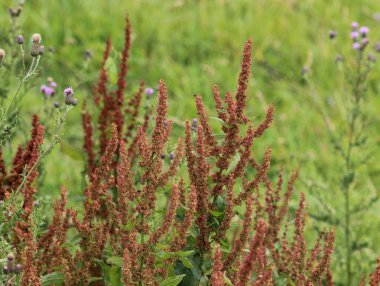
[40,84,48,93]
[353,42,361,50]
[63,87,74,96]
[351,22,359,30]
[350,31,359,41]
[50,81,57,88]
[145,87,154,97]
[329,30,337,40]
[169,152,174,160]
[359,26,369,37]
[44,87,55,96]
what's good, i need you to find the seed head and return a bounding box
[16,34,24,45]
[32,33,42,44]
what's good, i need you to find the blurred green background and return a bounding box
[1,0,380,284]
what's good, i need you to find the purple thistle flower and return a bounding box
[353,42,361,50]
[40,84,48,93]
[50,81,57,88]
[360,26,369,37]
[145,87,154,96]
[63,87,74,96]
[351,31,359,41]
[44,87,55,96]
[351,22,359,30]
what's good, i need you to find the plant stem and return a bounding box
[343,51,364,286]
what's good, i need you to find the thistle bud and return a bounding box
[169,152,174,160]
[7,253,15,261]
[3,266,10,275]
[16,34,24,45]
[71,98,78,106]
[160,154,166,159]
[53,102,60,108]
[31,43,40,57]
[38,45,45,55]
[14,264,22,274]
[63,87,75,105]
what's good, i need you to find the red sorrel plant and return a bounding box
[7,14,380,286]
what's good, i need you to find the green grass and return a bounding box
[1,0,380,284]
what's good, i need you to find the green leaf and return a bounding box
[175,250,194,257]
[160,274,186,286]
[60,142,85,161]
[209,209,224,217]
[179,257,193,269]
[41,272,64,286]
[107,256,123,267]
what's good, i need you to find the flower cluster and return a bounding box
[40,77,57,98]
[63,87,77,106]
[351,22,369,50]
